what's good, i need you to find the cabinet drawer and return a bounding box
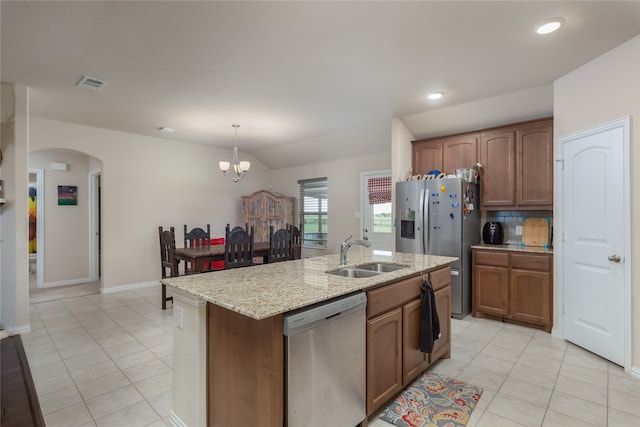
[367,275,422,319]
[429,266,451,291]
[511,253,551,271]
[474,250,509,267]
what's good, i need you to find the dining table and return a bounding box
[173,241,299,273]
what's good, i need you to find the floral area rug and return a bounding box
[380,371,483,427]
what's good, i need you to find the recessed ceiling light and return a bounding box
[159,127,175,133]
[427,92,443,100]
[535,18,564,35]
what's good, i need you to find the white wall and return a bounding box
[554,35,640,370]
[0,83,30,333]
[403,84,554,140]
[29,149,92,286]
[270,120,392,256]
[29,117,274,291]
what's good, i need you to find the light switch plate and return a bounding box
[515,225,523,235]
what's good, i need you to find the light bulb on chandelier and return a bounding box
[219,124,250,182]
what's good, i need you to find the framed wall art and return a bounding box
[57,185,78,206]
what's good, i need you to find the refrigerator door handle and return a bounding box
[422,188,430,255]
[418,188,425,254]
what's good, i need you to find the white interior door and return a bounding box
[559,117,630,366]
[360,170,392,251]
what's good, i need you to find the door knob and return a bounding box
[608,255,622,263]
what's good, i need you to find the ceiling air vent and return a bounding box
[77,76,108,92]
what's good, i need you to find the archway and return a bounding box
[28,148,103,301]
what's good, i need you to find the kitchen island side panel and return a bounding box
[207,303,284,427]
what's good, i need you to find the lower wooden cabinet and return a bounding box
[473,249,552,332]
[430,284,451,362]
[366,266,452,415]
[402,299,428,384]
[367,308,403,414]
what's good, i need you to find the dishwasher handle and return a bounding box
[283,292,367,336]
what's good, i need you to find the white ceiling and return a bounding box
[2,1,639,168]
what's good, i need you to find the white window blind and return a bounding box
[298,178,328,248]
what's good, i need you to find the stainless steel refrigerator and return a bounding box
[396,177,480,318]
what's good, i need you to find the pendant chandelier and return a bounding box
[219,124,250,182]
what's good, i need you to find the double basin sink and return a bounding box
[326,262,407,278]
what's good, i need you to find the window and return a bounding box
[367,175,392,234]
[298,178,328,248]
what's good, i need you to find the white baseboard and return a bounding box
[100,280,159,294]
[41,277,91,288]
[169,411,188,427]
[3,324,31,335]
[630,365,640,379]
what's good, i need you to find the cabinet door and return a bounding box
[480,129,516,209]
[412,141,442,175]
[442,134,479,175]
[517,121,554,208]
[402,299,428,385]
[509,268,552,328]
[429,285,451,364]
[367,308,403,415]
[473,264,509,317]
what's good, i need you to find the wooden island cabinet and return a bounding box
[472,247,553,332]
[366,266,451,415]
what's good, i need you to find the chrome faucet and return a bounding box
[340,234,371,265]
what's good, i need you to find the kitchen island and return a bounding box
[162,250,456,427]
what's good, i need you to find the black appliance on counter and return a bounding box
[483,221,504,244]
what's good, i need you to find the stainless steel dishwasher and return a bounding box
[283,292,367,427]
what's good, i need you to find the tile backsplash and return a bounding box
[482,211,553,245]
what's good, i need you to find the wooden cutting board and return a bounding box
[522,218,550,247]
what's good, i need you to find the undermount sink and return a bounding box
[326,263,408,278]
[326,268,382,278]
[355,262,408,273]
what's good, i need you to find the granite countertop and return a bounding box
[161,250,456,320]
[471,243,553,254]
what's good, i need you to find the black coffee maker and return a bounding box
[482,222,504,244]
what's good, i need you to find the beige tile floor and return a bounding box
[22,284,640,427]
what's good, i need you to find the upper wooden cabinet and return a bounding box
[479,128,517,208]
[412,140,443,174]
[412,118,553,211]
[480,119,553,210]
[241,190,295,242]
[517,121,554,207]
[412,133,479,176]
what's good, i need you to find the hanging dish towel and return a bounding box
[419,279,441,353]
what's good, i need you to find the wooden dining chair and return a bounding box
[158,226,178,309]
[224,226,254,269]
[267,226,292,263]
[184,224,211,273]
[288,224,302,260]
[184,224,211,248]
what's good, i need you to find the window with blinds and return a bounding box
[298,178,328,248]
